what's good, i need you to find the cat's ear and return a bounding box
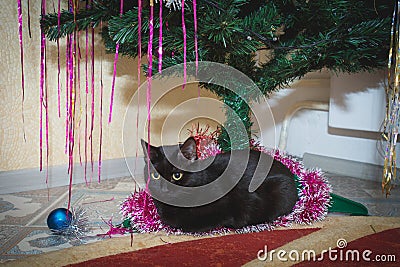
[141,139,159,161]
[180,137,198,161]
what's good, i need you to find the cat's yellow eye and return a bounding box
[151,172,160,180]
[172,172,183,181]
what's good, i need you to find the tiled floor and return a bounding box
[0,176,137,262]
[0,174,399,263]
[326,173,400,217]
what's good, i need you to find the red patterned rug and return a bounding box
[66,227,400,266]
[67,228,319,266]
[296,227,400,267]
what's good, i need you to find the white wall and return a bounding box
[329,71,386,132]
[252,69,398,167]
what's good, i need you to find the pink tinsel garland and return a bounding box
[121,134,331,235]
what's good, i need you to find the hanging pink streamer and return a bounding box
[99,20,104,183]
[43,0,49,189]
[65,37,70,155]
[27,0,32,38]
[158,0,163,73]
[43,0,50,185]
[57,0,61,117]
[17,0,25,118]
[77,31,82,167]
[193,0,198,75]
[85,29,89,95]
[90,27,95,181]
[109,0,124,123]
[57,0,61,43]
[45,68,49,186]
[181,0,187,89]
[67,32,75,212]
[146,3,154,193]
[135,0,142,176]
[68,36,74,125]
[67,40,73,173]
[56,40,61,118]
[66,0,79,211]
[109,44,119,123]
[99,71,103,183]
[82,1,91,186]
[39,0,47,173]
[69,0,83,209]
[137,0,142,87]
[84,2,91,183]
[193,0,200,99]
[84,28,89,185]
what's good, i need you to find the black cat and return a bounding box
[141,137,298,232]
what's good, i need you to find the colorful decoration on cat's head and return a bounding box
[120,130,332,235]
[188,124,221,160]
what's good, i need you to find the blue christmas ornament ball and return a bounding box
[47,208,73,231]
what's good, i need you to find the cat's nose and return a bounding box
[161,181,169,193]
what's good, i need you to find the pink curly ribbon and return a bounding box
[181,0,187,89]
[158,0,163,73]
[109,0,124,123]
[98,217,133,238]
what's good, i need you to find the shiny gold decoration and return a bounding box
[382,1,400,197]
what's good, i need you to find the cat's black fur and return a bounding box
[141,137,298,232]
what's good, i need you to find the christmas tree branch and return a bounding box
[41,0,120,41]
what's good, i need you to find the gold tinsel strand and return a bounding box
[382,0,400,197]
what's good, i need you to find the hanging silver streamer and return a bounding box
[51,206,90,239]
[155,0,181,10]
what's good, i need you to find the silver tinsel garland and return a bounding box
[51,206,90,239]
